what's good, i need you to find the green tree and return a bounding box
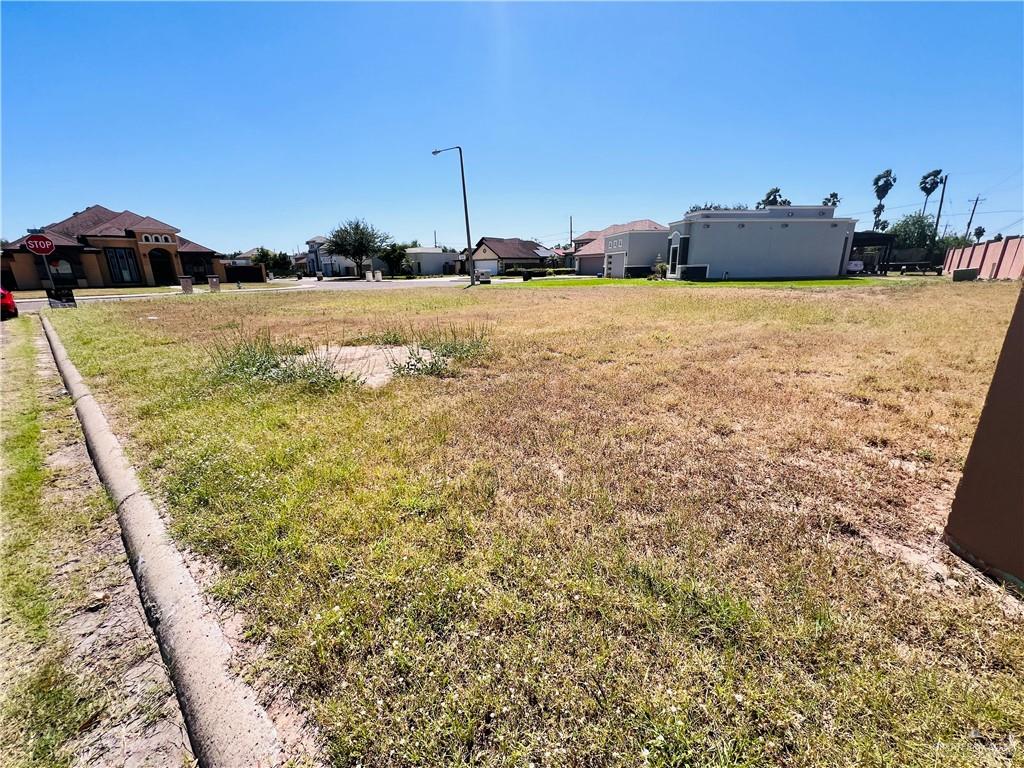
[822,192,841,207]
[380,241,409,276]
[936,232,973,252]
[251,247,292,275]
[325,219,390,278]
[993,233,1004,242]
[888,213,934,250]
[973,226,986,243]
[918,169,943,214]
[755,188,791,209]
[872,169,897,231]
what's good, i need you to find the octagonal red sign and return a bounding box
[25,234,56,257]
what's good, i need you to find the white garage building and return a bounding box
[665,206,857,280]
[405,246,459,275]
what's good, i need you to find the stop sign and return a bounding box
[25,234,56,257]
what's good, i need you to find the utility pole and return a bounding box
[931,174,949,252]
[569,215,573,247]
[964,195,985,240]
[433,230,437,248]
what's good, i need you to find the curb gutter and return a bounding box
[41,316,283,767]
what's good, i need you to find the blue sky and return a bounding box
[3,2,1022,252]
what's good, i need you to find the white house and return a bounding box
[665,206,857,280]
[404,246,461,275]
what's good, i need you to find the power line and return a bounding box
[979,166,1024,197]
[990,216,1024,234]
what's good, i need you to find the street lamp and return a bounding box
[432,145,476,285]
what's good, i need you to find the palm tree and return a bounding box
[919,169,943,214]
[755,187,791,209]
[822,192,841,207]
[973,226,986,243]
[872,170,897,231]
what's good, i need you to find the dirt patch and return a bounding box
[30,327,194,767]
[300,344,434,387]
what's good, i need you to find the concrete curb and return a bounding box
[41,316,283,767]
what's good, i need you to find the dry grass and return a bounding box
[47,280,1023,766]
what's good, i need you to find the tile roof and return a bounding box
[40,205,182,237]
[83,210,145,236]
[474,237,547,262]
[128,216,180,233]
[4,229,84,250]
[45,205,120,239]
[574,220,668,257]
[4,204,216,254]
[177,237,216,253]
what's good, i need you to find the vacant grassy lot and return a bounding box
[47,281,1022,766]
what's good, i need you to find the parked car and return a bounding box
[1,287,18,320]
[475,269,492,284]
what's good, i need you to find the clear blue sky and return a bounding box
[3,2,1022,253]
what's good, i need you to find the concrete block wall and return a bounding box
[945,235,1023,280]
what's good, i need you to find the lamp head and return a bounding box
[431,149,441,156]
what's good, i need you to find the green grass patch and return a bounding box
[210,328,348,391]
[0,653,105,768]
[505,275,905,290]
[1,317,51,639]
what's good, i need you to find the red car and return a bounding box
[1,287,18,320]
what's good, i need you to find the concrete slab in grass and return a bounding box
[298,345,434,388]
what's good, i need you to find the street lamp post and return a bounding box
[432,145,476,286]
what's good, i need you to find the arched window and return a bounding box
[143,234,151,242]
[162,235,171,243]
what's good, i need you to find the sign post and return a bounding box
[25,233,77,309]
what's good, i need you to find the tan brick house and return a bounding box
[1,205,218,290]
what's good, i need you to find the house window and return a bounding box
[163,235,171,243]
[142,234,151,242]
[104,247,141,283]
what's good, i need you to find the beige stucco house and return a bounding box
[1,205,219,290]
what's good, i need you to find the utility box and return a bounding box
[953,268,979,282]
[316,271,324,281]
[207,275,221,293]
[374,270,383,282]
[179,276,194,294]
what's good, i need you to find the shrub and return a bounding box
[503,267,573,277]
[390,346,451,378]
[382,322,491,378]
[210,330,347,391]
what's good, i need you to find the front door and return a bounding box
[669,244,679,275]
[148,249,177,285]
